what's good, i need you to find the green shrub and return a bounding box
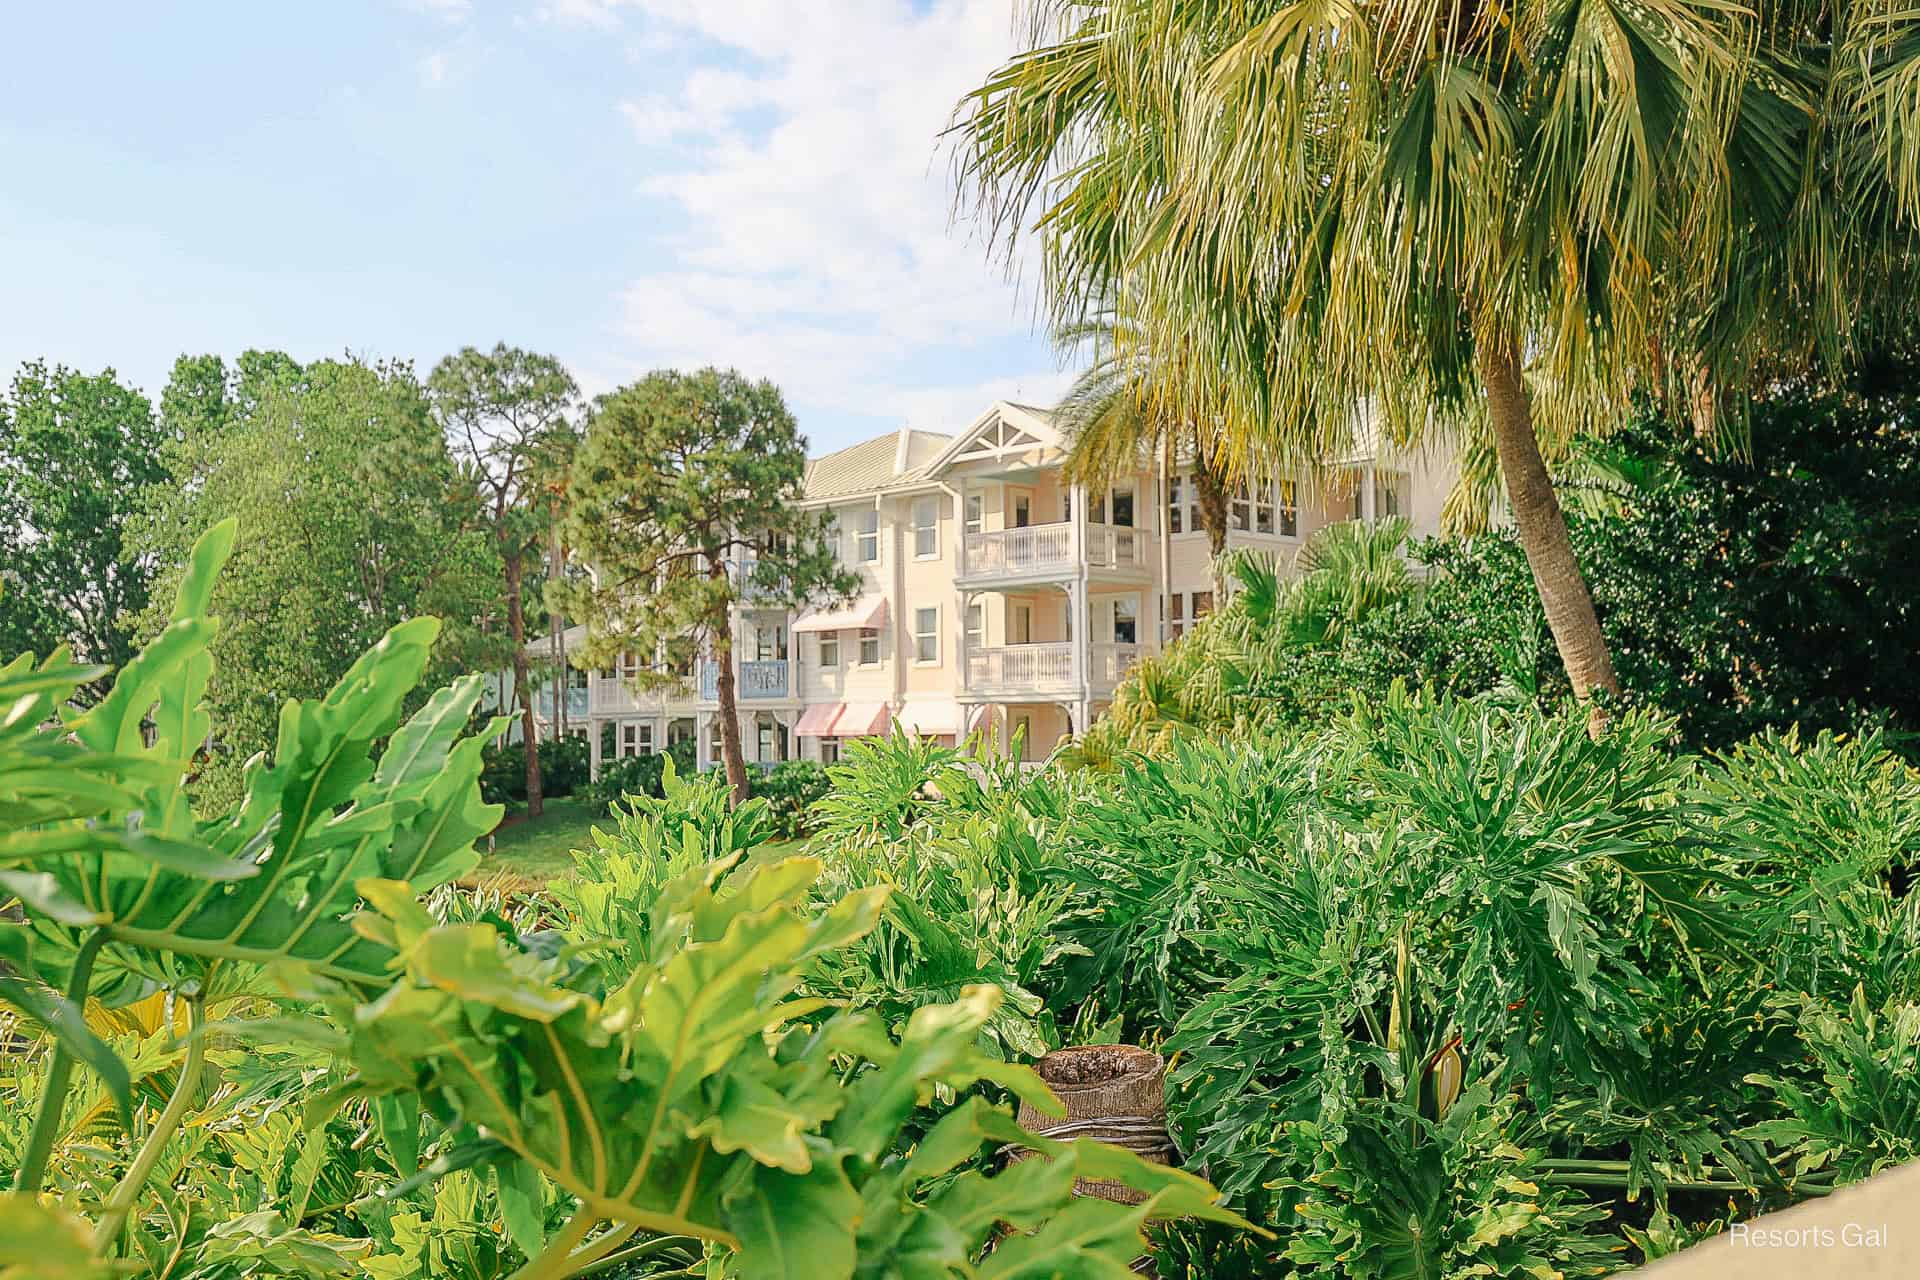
[479,732,592,807]
[578,736,697,814]
[750,757,831,839]
[0,522,1245,1278]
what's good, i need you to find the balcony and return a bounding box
[699,659,791,701]
[964,641,1144,698]
[956,522,1151,586]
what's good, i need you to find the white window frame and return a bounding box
[1230,481,1252,532]
[858,628,881,666]
[1108,485,1135,528]
[964,493,984,535]
[1254,479,1275,535]
[912,495,940,559]
[855,507,880,563]
[1112,596,1139,645]
[1278,479,1299,538]
[912,606,940,665]
[1168,592,1186,639]
[1167,474,1185,534]
[818,631,840,668]
[965,601,984,650]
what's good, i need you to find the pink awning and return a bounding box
[895,698,957,737]
[794,701,892,738]
[793,595,888,633]
[835,702,892,737]
[795,703,842,737]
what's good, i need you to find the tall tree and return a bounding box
[0,361,165,686]
[429,345,578,819]
[558,368,855,804]
[135,354,497,806]
[955,1,1920,732]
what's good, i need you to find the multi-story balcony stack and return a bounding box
[498,400,1459,777]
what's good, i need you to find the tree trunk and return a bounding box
[549,528,568,739]
[1477,332,1620,735]
[1188,436,1230,597]
[505,549,545,818]
[713,620,751,806]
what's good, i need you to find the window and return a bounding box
[1167,474,1184,534]
[912,495,939,558]
[1010,603,1032,645]
[1012,493,1032,528]
[1375,471,1409,519]
[964,493,984,535]
[820,738,841,764]
[858,629,881,665]
[618,721,655,758]
[818,631,840,668]
[1168,592,1185,639]
[1109,487,1135,528]
[754,620,787,662]
[1192,590,1215,619]
[619,650,642,680]
[1113,597,1138,645]
[855,508,879,563]
[913,606,939,664]
[667,718,695,747]
[755,713,784,764]
[965,601,984,651]
[1278,479,1299,537]
[1230,482,1251,532]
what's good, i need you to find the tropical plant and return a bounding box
[0,522,1247,1278]
[955,0,1920,730]
[578,738,698,816]
[750,758,831,840]
[1052,310,1232,568]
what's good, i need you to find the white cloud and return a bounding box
[420,50,452,86]
[585,1,1064,442]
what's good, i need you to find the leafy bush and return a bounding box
[479,732,592,807]
[578,737,697,814]
[0,522,1245,1278]
[744,757,827,839]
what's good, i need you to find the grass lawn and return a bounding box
[472,796,805,891]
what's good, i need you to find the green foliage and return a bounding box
[132,353,501,808]
[0,524,1244,1278]
[481,735,593,808]
[1277,1088,1621,1280]
[556,367,855,791]
[0,361,164,682]
[579,738,698,816]
[751,759,831,840]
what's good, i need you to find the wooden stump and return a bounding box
[1009,1044,1176,1204]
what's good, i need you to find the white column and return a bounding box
[588,713,602,781]
[957,588,971,698]
[1361,463,1377,522]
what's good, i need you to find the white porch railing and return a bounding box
[1087,642,1144,690]
[957,521,1151,580]
[966,643,1076,695]
[964,640,1146,697]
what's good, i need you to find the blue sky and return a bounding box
[0,1,1069,453]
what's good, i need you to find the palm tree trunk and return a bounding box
[1188,436,1230,596]
[1477,333,1619,735]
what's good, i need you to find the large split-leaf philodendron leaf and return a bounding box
[331,854,1253,1276]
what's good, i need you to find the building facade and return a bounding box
[508,401,1458,775]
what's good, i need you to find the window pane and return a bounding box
[964,494,984,534]
[1278,479,1298,537]
[860,630,880,664]
[819,633,839,667]
[913,607,938,663]
[1192,590,1214,618]
[1110,488,1134,527]
[1167,476,1184,533]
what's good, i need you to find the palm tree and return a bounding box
[1054,312,1232,568]
[956,2,1920,731]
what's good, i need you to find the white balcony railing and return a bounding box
[966,643,1076,695]
[699,659,791,701]
[965,641,1146,698]
[958,522,1150,581]
[1087,642,1144,690]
